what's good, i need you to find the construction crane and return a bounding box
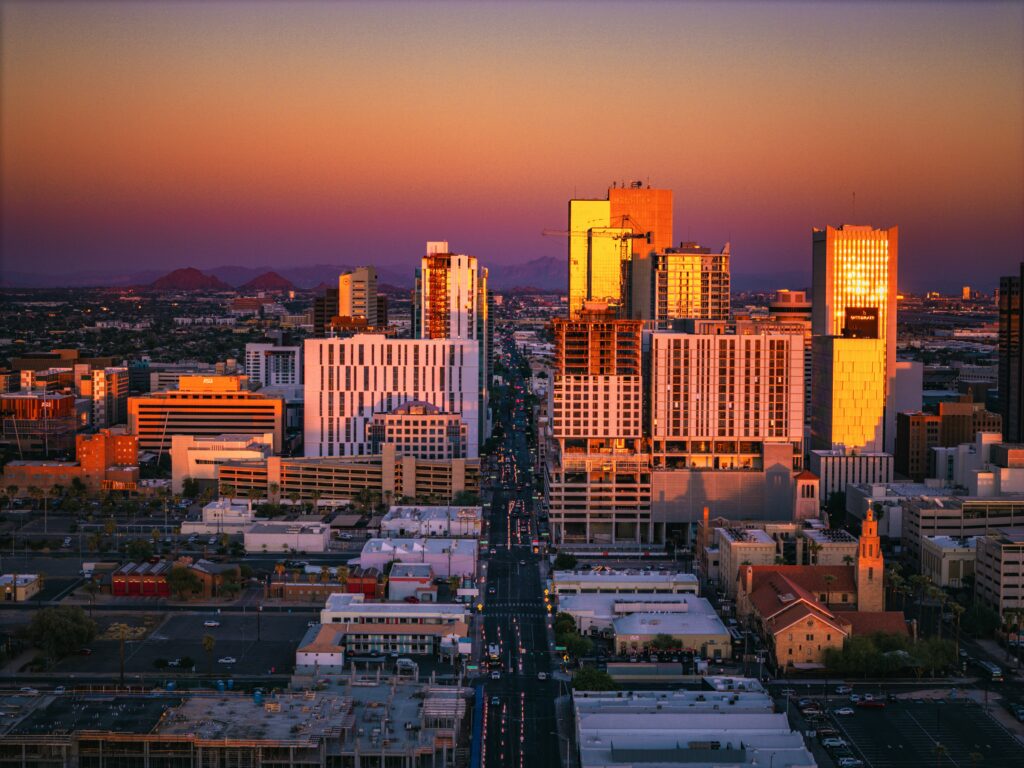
[541,228,651,243]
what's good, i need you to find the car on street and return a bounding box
[821,738,847,748]
[489,549,496,555]
[797,698,813,707]
[19,688,39,696]
[837,759,863,768]
[63,537,73,548]
[54,686,66,694]
[862,693,874,701]
[167,658,181,667]
[835,685,852,694]
[218,656,237,664]
[491,696,500,706]
[490,671,500,680]
[848,694,862,702]
[537,672,547,680]
[207,537,217,545]
[834,707,855,716]
[204,620,221,627]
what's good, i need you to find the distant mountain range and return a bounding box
[0,257,570,292]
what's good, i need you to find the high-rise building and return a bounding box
[998,263,1023,442]
[77,366,129,428]
[568,184,673,319]
[811,335,887,453]
[127,375,284,454]
[77,427,138,489]
[338,266,378,326]
[244,344,302,388]
[312,288,339,336]
[649,329,805,469]
[545,303,649,544]
[649,242,731,327]
[812,224,898,451]
[303,336,480,460]
[412,243,490,439]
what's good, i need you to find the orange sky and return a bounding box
[2,1,1021,289]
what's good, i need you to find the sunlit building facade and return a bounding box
[812,224,898,451]
[338,266,378,326]
[811,336,887,453]
[412,243,490,439]
[649,242,731,327]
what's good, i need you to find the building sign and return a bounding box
[842,307,879,339]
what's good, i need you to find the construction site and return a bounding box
[0,679,471,768]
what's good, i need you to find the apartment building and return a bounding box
[337,266,378,325]
[366,400,468,460]
[303,335,480,459]
[649,242,731,327]
[127,375,284,454]
[244,343,302,388]
[320,592,469,655]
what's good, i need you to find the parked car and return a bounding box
[491,671,501,680]
[167,658,181,667]
[838,759,863,768]
[821,738,848,748]
[203,620,221,627]
[218,656,237,664]
[537,672,547,680]
[849,694,862,703]
[835,685,852,694]
[834,707,855,716]
[19,688,39,696]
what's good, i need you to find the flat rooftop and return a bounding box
[554,569,698,583]
[803,528,857,545]
[613,611,728,638]
[924,535,979,550]
[382,505,482,522]
[719,528,775,545]
[361,538,477,556]
[157,692,348,744]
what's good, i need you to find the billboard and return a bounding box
[843,307,880,339]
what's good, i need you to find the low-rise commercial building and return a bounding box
[320,592,469,655]
[0,574,41,602]
[921,535,977,588]
[244,521,331,553]
[574,686,816,768]
[903,495,1024,560]
[355,538,477,579]
[716,528,777,597]
[380,505,483,538]
[181,498,259,534]
[551,569,699,596]
[388,563,437,602]
[111,561,171,597]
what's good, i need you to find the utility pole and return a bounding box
[119,625,126,687]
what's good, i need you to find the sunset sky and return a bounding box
[2,0,1021,290]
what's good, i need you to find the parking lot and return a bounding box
[828,700,1022,768]
[55,612,310,677]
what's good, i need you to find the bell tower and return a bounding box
[856,509,884,612]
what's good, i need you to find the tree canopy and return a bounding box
[27,606,96,660]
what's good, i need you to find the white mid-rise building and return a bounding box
[303,336,480,459]
[245,344,302,388]
[181,498,260,534]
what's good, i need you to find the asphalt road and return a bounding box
[480,348,561,768]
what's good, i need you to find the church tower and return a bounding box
[856,509,884,612]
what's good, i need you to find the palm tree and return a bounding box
[84,578,100,616]
[823,573,837,606]
[268,482,280,505]
[202,633,216,675]
[222,484,237,505]
[842,554,854,567]
[807,540,823,565]
[950,601,965,657]
[27,485,43,531]
[5,485,18,513]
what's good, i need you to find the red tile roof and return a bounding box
[749,565,856,595]
[844,611,909,637]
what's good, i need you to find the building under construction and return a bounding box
[0,683,471,768]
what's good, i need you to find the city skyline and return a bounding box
[2,1,1022,292]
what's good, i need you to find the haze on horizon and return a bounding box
[1,0,1021,292]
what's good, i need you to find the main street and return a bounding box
[479,344,563,768]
